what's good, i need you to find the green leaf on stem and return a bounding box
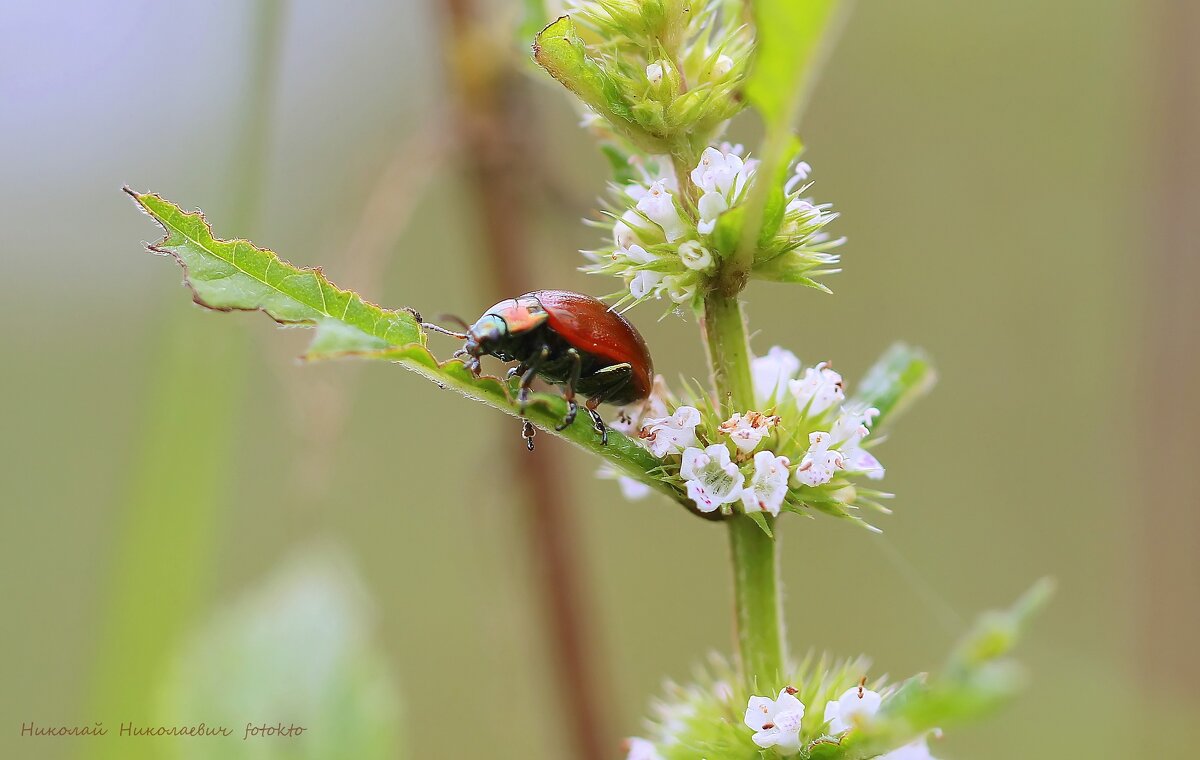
[852,343,938,430]
[127,189,689,509]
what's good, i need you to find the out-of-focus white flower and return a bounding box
[878,738,938,760]
[718,411,780,454]
[786,198,822,222]
[678,240,714,272]
[618,477,651,500]
[578,108,603,129]
[613,375,671,434]
[623,243,664,300]
[752,346,801,402]
[624,737,663,760]
[636,180,687,241]
[830,406,885,479]
[741,451,791,516]
[681,444,744,512]
[788,361,845,416]
[639,406,701,457]
[793,431,845,487]
[646,61,665,85]
[712,54,734,78]
[744,688,806,753]
[823,685,882,734]
[596,465,653,501]
[784,160,812,193]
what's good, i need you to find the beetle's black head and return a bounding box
[464,314,507,357]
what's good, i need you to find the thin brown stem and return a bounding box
[437,2,615,759]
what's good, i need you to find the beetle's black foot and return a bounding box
[403,306,423,322]
[556,399,578,431]
[586,408,608,445]
[521,420,535,451]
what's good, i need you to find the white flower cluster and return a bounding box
[584,147,840,312]
[741,685,940,758]
[607,349,887,521]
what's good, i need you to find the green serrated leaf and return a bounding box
[128,189,694,511]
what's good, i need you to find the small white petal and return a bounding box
[752,346,801,402]
[646,62,664,85]
[618,477,651,501]
[823,686,882,734]
[718,411,779,454]
[678,240,714,272]
[740,450,791,516]
[793,431,845,487]
[713,54,734,77]
[788,362,845,416]
[681,444,744,512]
[638,406,701,457]
[625,737,663,760]
[636,180,687,242]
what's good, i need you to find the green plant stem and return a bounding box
[728,513,785,688]
[701,288,787,688]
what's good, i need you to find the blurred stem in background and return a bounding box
[436,2,615,759]
[1141,0,1200,697]
[85,2,287,755]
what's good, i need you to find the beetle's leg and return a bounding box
[584,397,608,445]
[521,420,536,451]
[517,344,551,415]
[580,362,638,444]
[555,348,583,431]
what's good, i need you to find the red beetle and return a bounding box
[420,290,653,449]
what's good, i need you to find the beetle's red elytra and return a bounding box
[420,290,654,450]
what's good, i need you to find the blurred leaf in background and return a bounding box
[157,545,402,760]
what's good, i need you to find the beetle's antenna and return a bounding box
[421,321,468,340]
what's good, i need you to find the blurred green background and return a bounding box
[3,1,1197,758]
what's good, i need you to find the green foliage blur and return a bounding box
[1,1,1194,759]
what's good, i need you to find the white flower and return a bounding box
[636,180,687,242]
[744,688,806,754]
[878,738,938,760]
[624,243,664,300]
[613,209,645,249]
[638,406,701,457]
[681,445,744,512]
[696,190,728,234]
[645,61,664,85]
[752,346,801,402]
[624,737,662,760]
[830,406,885,479]
[788,362,845,416]
[712,53,734,77]
[823,685,882,734]
[718,411,780,454]
[663,274,695,305]
[691,146,745,196]
[793,431,845,487]
[741,451,791,516]
[678,240,714,272]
